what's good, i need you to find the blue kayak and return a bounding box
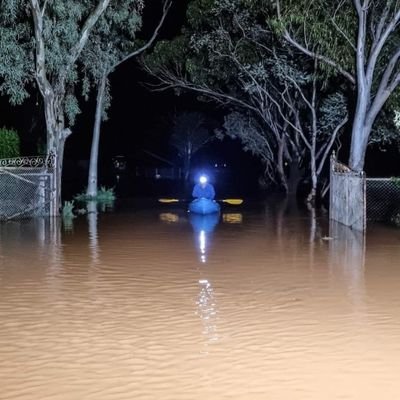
[188,198,220,215]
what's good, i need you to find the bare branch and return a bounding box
[330,5,356,52]
[41,0,48,17]
[316,115,348,176]
[366,5,400,84]
[112,0,172,71]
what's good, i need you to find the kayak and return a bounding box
[189,212,220,233]
[188,198,220,215]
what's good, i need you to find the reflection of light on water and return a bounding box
[196,278,218,349]
[222,213,243,224]
[199,230,206,253]
[159,213,179,223]
[199,230,206,263]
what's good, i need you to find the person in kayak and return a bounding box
[192,175,216,200]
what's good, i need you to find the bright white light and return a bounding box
[199,175,208,184]
[199,230,206,254]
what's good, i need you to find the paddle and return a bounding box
[158,198,243,205]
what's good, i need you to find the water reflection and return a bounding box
[0,217,62,283]
[188,213,220,350]
[222,213,243,224]
[189,213,219,263]
[159,212,180,223]
[3,207,400,399]
[329,220,366,308]
[87,201,100,265]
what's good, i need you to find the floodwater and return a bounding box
[1,199,400,399]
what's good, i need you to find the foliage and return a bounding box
[395,111,400,131]
[62,200,76,218]
[0,127,20,159]
[392,177,400,188]
[0,0,143,130]
[75,186,116,201]
[369,109,400,146]
[80,0,145,120]
[146,0,349,193]
[216,111,274,166]
[275,0,400,171]
[272,0,356,79]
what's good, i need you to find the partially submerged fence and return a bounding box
[366,178,400,222]
[330,154,366,231]
[330,154,400,230]
[0,154,57,220]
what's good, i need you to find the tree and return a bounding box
[275,0,400,172]
[0,127,20,159]
[169,111,212,182]
[82,0,171,198]
[145,0,348,198]
[0,0,113,212]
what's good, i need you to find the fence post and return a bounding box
[329,152,366,231]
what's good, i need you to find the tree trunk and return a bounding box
[87,73,107,198]
[43,94,71,215]
[348,89,370,172]
[308,90,318,205]
[287,161,302,195]
[276,137,288,192]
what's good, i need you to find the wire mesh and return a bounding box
[0,167,55,220]
[366,178,400,222]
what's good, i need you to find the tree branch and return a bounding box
[112,0,172,71]
[30,0,52,97]
[275,0,355,85]
[58,0,111,91]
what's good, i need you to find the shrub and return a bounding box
[62,200,75,218]
[0,127,20,159]
[74,186,116,202]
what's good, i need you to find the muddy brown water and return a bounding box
[1,201,400,399]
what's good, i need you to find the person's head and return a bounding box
[199,175,208,187]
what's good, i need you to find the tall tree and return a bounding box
[145,0,348,197]
[0,0,113,212]
[275,0,400,172]
[82,0,171,198]
[169,111,212,182]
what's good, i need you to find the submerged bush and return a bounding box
[74,186,116,202]
[0,127,20,159]
[392,177,400,188]
[62,200,76,218]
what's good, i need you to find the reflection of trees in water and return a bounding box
[0,217,64,284]
[329,220,365,309]
[87,201,99,265]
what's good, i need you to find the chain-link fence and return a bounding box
[366,178,400,222]
[0,155,56,220]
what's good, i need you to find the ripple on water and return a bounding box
[1,210,400,399]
